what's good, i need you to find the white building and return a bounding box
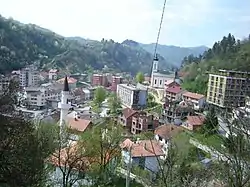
[150,56,177,89]
[49,69,59,81]
[117,83,147,110]
[182,91,206,111]
[19,65,39,88]
[24,84,62,109]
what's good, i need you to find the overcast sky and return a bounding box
[0,0,249,47]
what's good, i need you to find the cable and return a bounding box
[149,0,168,78]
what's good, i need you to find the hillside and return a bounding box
[0,15,173,75]
[180,33,250,94]
[140,43,208,67]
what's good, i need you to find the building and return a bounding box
[182,91,206,111]
[182,115,205,131]
[19,65,39,88]
[207,70,250,109]
[120,139,165,176]
[117,83,147,110]
[165,80,180,89]
[92,74,108,87]
[131,111,159,135]
[57,77,77,90]
[118,108,138,129]
[163,100,194,124]
[49,69,59,81]
[165,85,185,101]
[71,88,85,104]
[0,76,10,91]
[25,85,62,109]
[154,125,183,155]
[111,76,123,92]
[150,56,177,89]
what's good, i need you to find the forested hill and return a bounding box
[0,15,173,75]
[180,33,250,94]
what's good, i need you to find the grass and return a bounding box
[173,131,194,157]
[191,133,224,150]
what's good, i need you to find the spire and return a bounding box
[63,76,70,91]
[154,53,159,61]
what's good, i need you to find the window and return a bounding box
[160,80,162,85]
[154,79,157,85]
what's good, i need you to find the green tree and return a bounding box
[107,93,122,116]
[136,72,145,83]
[200,107,218,136]
[0,81,58,187]
[93,87,106,107]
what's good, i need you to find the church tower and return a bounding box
[58,76,71,130]
[152,54,159,73]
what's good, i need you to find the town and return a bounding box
[0,54,249,187]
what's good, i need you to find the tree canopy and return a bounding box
[136,72,145,83]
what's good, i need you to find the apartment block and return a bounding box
[207,70,250,108]
[111,76,123,92]
[19,65,39,88]
[92,74,108,87]
[117,83,147,110]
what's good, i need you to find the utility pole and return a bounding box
[126,146,132,187]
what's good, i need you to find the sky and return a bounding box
[0,0,249,47]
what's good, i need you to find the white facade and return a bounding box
[82,88,90,100]
[19,66,39,87]
[49,69,58,81]
[25,87,61,108]
[150,58,176,89]
[117,83,147,109]
[182,93,206,110]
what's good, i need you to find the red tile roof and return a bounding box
[122,108,138,119]
[165,86,183,94]
[57,77,77,84]
[183,91,205,100]
[67,118,91,132]
[154,125,183,140]
[187,116,205,126]
[120,139,164,157]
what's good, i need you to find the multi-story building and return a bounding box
[19,65,39,88]
[207,70,250,109]
[182,91,206,111]
[25,85,62,109]
[111,76,123,92]
[117,83,147,110]
[131,111,159,134]
[165,85,185,101]
[92,74,108,87]
[0,76,10,91]
[48,69,59,81]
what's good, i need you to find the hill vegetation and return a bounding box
[181,33,250,94]
[0,15,173,75]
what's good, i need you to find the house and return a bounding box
[118,108,138,129]
[154,125,183,155]
[57,77,77,90]
[49,69,59,81]
[165,86,185,101]
[182,91,205,111]
[120,139,165,175]
[131,111,159,135]
[182,115,205,131]
[163,99,194,124]
[164,80,180,89]
[82,88,91,100]
[72,88,85,104]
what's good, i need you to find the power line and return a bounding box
[149,0,168,78]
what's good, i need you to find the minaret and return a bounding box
[58,76,71,130]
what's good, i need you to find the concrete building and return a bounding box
[207,70,250,109]
[131,111,159,135]
[118,108,138,129]
[182,91,206,111]
[117,83,147,110]
[92,74,108,87]
[49,69,59,81]
[24,84,62,109]
[19,65,39,88]
[111,76,123,92]
[165,85,185,101]
[150,56,177,89]
[0,76,10,91]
